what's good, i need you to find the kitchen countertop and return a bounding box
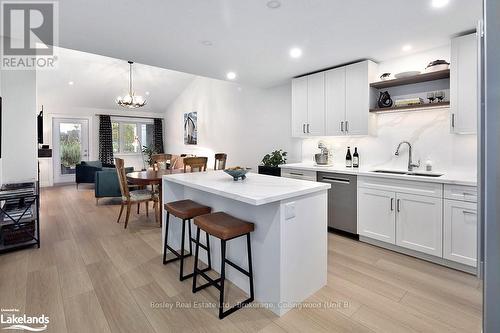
[163,170,330,205]
[281,163,477,186]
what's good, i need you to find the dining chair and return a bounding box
[183,157,208,173]
[152,153,171,170]
[214,153,227,170]
[115,158,160,228]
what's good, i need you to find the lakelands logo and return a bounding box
[0,309,49,332]
[0,1,59,70]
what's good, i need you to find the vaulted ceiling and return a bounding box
[54,0,482,87]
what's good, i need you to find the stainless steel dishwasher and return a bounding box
[317,172,357,235]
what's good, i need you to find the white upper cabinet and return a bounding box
[291,73,325,137]
[325,67,346,136]
[291,76,308,137]
[292,60,377,137]
[450,33,478,134]
[344,61,377,135]
[307,72,326,136]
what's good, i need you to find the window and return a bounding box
[111,119,154,154]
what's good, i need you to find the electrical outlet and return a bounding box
[284,202,296,220]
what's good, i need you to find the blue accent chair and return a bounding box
[94,166,134,204]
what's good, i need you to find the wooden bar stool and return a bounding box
[163,200,212,281]
[192,212,255,319]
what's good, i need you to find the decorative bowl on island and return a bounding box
[224,167,251,181]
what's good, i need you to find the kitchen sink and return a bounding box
[371,170,443,177]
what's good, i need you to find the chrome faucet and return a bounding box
[395,141,420,171]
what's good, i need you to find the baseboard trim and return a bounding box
[359,236,477,275]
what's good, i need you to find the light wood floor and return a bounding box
[0,185,482,332]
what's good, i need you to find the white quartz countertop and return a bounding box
[281,163,477,186]
[163,170,330,205]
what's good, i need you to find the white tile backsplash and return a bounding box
[301,109,477,174]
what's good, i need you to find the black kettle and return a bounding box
[377,91,393,108]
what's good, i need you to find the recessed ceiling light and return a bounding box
[201,40,213,46]
[432,0,449,8]
[289,47,303,59]
[145,91,150,95]
[226,72,237,80]
[402,44,412,52]
[68,81,74,85]
[266,0,281,9]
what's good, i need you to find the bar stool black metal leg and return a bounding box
[192,227,201,293]
[188,219,193,255]
[247,233,254,301]
[218,239,227,319]
[179,219,187,281]
[206,232,212,269]
[162,212,170,264]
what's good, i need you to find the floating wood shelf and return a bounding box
[370,69,450,89]
[370,101,450,113]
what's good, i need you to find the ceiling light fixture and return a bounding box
[145,91,150,95]
[116,61,147,109]
[68,81,74,85]
[431,0,450,8]
[266,0,281,9]
[201,40,213,46]
[289,47,303,58]
[402,44,412,52]
[226,72,237,80]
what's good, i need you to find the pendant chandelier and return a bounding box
[116,61,147,108]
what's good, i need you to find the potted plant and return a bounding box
[258,149,287,177]
[142,145,158,167]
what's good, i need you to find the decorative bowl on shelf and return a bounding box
[394,71,421,79]
[224,167,251,181]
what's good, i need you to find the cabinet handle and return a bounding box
[397,199,401,212]
[345,121,349,133]
[290,172,304,176]
[303,124,306,133]
[390,198,394,211]
[463,210,476,215]
[340,121,344,132]
[451,114,455,128]
[307,124,310,133]
[321,177,350,184]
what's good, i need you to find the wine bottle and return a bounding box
[353,147,359,168]
[346,147,352,168]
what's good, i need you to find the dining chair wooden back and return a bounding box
[115,158,130,198]
[214,153,227,170]
[183,157,208,173]
[152,153,171,170]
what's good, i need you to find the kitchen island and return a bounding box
[162,171,330,316]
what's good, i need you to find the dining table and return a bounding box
[126,169,182,207]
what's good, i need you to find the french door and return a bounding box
[52,118,89,184]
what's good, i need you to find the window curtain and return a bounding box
[153,118,164,153]
[98,115,114,165]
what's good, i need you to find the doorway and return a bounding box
[52,118,89,184]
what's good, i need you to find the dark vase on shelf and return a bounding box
[258,165,281,177]
[377,91,393,108]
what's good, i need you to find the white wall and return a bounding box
[165,77,301,170]
[42,105,165,172]
[301,45,477,174]
[0,69,38,183]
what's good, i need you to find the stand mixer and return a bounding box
[314,141,332,166]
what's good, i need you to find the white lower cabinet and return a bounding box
[358,188,395,243]
[395,193,443,256]
[358,177,478,271]
[444,199,477,267]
